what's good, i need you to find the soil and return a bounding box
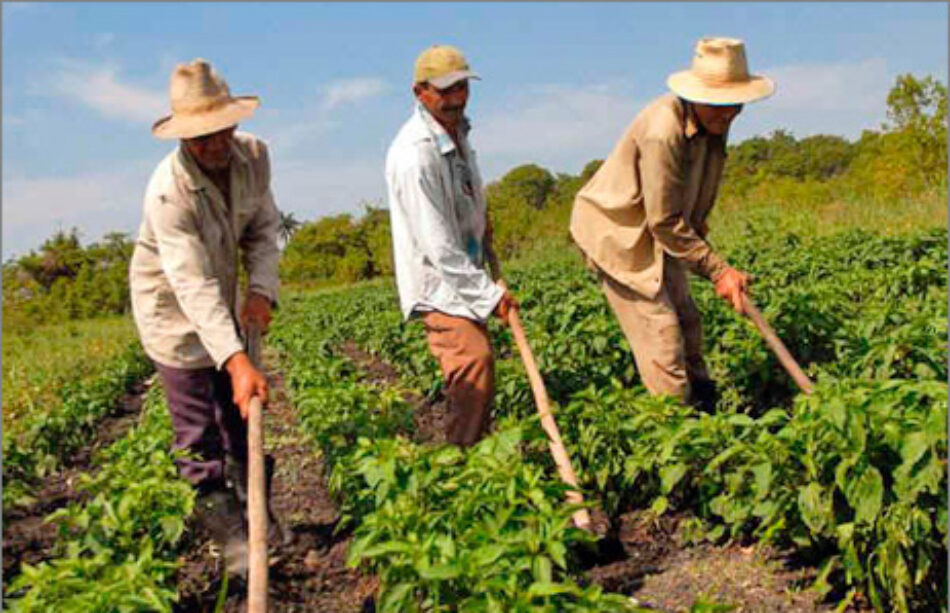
[579,511,844,612]
[339,340,448,445]
[332,342,864,613]
[2,377,154,593]
[174,353,378,613]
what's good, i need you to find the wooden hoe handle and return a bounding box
[740,294,814,395]
[508,309,593,532]
[245,325,268,613]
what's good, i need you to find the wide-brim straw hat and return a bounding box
[152,59,259,140]
[667,37,775,105]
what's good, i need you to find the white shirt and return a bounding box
[130,132,280,369]
[386,104,503,322]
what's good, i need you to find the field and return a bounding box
[2,189,946,611]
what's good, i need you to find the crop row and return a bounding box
[2,342,154,510]
[5,384,195,612]
[269,319,645,611]
[273,227,947,612]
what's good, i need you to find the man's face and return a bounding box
[414,79,469,129]
[693,103,743,135]
[182,125,237,172]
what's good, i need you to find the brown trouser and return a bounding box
[422,311,495,446]
[600,258,710,400]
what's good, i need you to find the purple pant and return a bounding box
[155,362,248,488]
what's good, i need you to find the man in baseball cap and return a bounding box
[570,37,775,410]
[129,58,282,578]
[385,45,517,446]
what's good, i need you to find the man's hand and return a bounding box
[225,351,268,420]
[241,292,272,334]
[493,280,519,326]
[714,267,751,314]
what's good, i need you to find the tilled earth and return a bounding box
[174,355,377,612]
[2,377,153,594]
[332,341,853,613]
[4,345,865,612]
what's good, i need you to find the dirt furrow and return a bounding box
[2,377,154,591]
[175,354,376,612]
[336,340,838,612]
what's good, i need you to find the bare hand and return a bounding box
[225,352,268,420]
[714,267,751,314]
[241,292,272,334]
[492,281,519,327]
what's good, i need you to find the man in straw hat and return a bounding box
[129,58,280,577]
[570,37,775,409]
[386,44,518,446]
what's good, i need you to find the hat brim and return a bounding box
[427,70,481,89]
[667,72,775,105]
[152,96,260,140]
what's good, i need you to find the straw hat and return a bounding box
[414,45,480,89]
[667,37,775,105]
[152,59,259,139]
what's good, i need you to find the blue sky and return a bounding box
[2,2,947,259]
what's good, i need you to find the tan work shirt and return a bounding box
[130,132,280,370]
[570,93,730,300]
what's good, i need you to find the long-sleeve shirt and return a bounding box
[570,93,730,299]
[129,131,280,369]
[386,104,503,322]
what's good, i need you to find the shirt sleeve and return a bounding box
[149,194,245,369]
[239,144,280,306]
[394,150,503,320]
[639,137,729,282]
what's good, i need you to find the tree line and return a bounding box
[3,74,946,331]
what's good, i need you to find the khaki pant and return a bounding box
[422,311,495,446]
[600,258,710,400]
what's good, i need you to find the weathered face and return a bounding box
[182,125,237,172]
[693,103,743,135]
[413,79,469,130]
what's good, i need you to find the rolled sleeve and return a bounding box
[150,195,245,368]
[639,137,729,281]
[397,154,503,320]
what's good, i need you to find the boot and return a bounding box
[690,378,719,413]
[194,482,248,579]
[226,454,290,547]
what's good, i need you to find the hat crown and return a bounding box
[414,45,470,84]
[690,38,751,86]
[169,59,232,116]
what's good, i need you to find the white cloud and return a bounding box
[270,155,386,221]
[45,60,165,123]
[2,163,154,259]
[474,82,648,179]
[762,57,888,112]
[93,32,116,48]
[320,77,387,111]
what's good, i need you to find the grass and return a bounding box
[1,315,138,429]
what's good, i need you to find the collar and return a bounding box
[416,104,471,155]
[175,138,249,193]
[681,99,702,140]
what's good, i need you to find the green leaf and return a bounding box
[660,463,688,494]
[418,563,460,580]
[651,495,669,516]
[798,482,829,534]
[850,467,883,525]
[527,581,575,597]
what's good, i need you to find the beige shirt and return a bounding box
[130,132,280,370]
[570,93,729,300]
